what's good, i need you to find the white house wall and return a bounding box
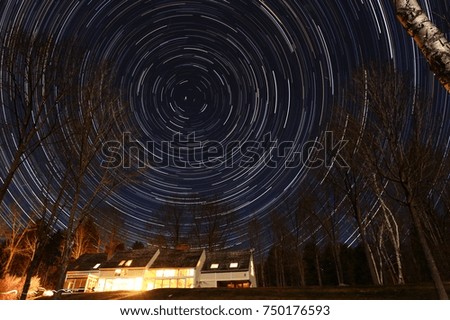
[195,250,207,286]
[199,271,251,288]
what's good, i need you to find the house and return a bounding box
[64,253,108,292]
[146,249,205,290]
[199,250,257,288]
[95,248,159,292]
[64,248,256,292]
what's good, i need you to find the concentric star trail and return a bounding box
[1,0,449,250]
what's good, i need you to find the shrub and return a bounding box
[0,274,41,300]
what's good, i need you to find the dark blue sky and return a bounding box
[1,0,449,250]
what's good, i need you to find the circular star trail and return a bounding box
[1,0,449,249]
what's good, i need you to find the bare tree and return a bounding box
[0,31,79,206]
[190,197,235,252]
[299,192,324,287]
[52,63,132,293]
[268,211,288,287]
[19,176,69,299]
[370,173,405,284]
[71,217,100,259]
[288,196,311,287]
[99,207,128,259]
[326,103,408,285]
[395,0,450,93]
[324,115,384,285]
[351,65,448,299]
[6,47,134,299]
[158,202,186,249]
[0,205,36,276]
[0,30,135,299]
[320,185,345,286]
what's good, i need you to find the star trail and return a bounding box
[0,0,449,251]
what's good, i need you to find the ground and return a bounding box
[37,283,450,300]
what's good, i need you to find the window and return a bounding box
[210,263,219,269]
[118,260,126,266]
[114,269,122,276]
[93,263,101,269]
[164,269,177,277]
[177,279,186,288]
[125,260,133,267]
[229,263,238,268]
[155,269,177,278]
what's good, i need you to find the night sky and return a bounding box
[1,0,449,250]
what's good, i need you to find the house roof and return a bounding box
[201,250,252,273]
[100,248,158,269]
[151,249,203,268]
[67,253,108,271]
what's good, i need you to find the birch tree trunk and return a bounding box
[395,0,450,93]
[314,247,323,287]
[406,197,448,299]
[372,175,405,285]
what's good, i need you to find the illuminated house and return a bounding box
[95,248,159,292]
[146,249,206,290]
[65,248,256,292]
[199,250,257,288]
[64,253,108,292]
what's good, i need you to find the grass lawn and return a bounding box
[42,283,450,300]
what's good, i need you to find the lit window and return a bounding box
[114,269,122,276]
[179,269,189,277]
[229,263,238,268]
[164,269,176,277]
[210,263,219,269]
[156,270,164,277]
[93,263,101,269]
[125,260,133,267]
[118,260,126,266]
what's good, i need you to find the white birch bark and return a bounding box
[395,0,450,93]
[372,174,405,285]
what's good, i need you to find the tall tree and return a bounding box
[19,171,71,299]
[52,61,132,294]
[320,185,345,286]
[71,217,100,259]
[268,211,289,287]
[322,118,383,285]
[351,65,448,299]
[158,202,186,249]
[298,192,324,287]
[327,104,405,285]
[190,197,235,251]
[0,31,79,206]
[98,207,127,258]
[395,0,450,93]
[0,204,36,276]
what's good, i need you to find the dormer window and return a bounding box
[210,263,219,269]
[118,260,126,266]
[229,263,238,268]
[93,263,101,269]
[125,260,133,267]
